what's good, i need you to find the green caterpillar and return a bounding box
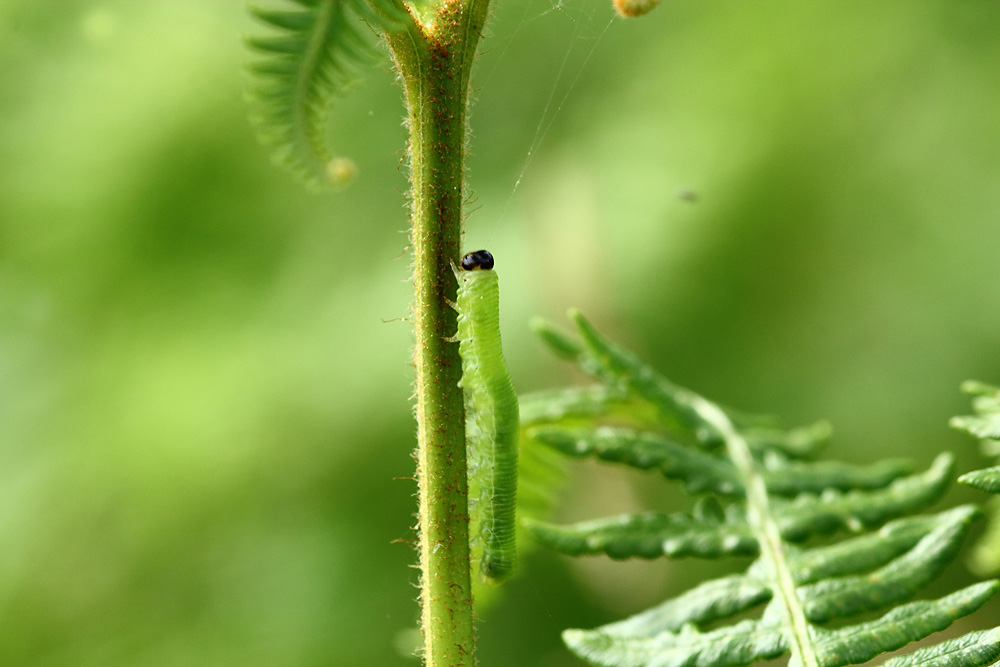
[455,250,519,585]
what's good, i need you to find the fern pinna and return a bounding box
[521,310,1000,667]
[955,381,1000,496]
[245,0,410,188]
[954,381,1000,574]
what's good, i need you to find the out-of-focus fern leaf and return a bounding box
[520,385,639,426]
[954,381,1000,436]
[953,416,1000,443]
[954,381,1000,467]
[740,420,832,459]
[525,312,1000,667]
[953,380,1000,574]
[245,0,410,189]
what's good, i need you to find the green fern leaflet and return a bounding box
[955,380,1000,494]
[245,0,410,188]
[521,310,1000,667]
[953,380,1000,574]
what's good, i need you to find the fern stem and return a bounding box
[693,397,820,667]
[382,1,492,665]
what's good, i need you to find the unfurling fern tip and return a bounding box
[245,0,411,189]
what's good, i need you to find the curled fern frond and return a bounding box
[526,312,1000,667]
[245,0,410,189]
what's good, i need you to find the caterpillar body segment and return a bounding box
[456,250,519,585]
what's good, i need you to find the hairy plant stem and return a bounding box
[383,1,492,665]
[694,397,820,667]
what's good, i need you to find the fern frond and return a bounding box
[528,454,953,560]
[567,507,976,639]
[245,0,410,189]
[566,580,998,667]
[555,503,994,667]
[959,466,1000,494]
[953,380,1000,573]
[953,415,1000,443]
[530,426,742,495]
[526,312,1000,667]
[520,385,639,426]
[530,314,711,441]
[811,583,998,665]
[879,628,1000,667]
[953,381,1000,448]
[740,420,832,459]
[529,425,912,496]
[797,505,976,622]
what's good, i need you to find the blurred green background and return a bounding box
[2,1,999,665]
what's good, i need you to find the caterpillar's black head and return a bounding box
[460,249,494,271]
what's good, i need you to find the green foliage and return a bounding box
[953,382,1000,446]
[959,467,1000,495]
[953,381,1000,573]
[3,2,1000,666]
[527,454,954,561]
[522,311,1000,667]
[530,426,914,497]
[564,581,999,667]
[245,0,409,188]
